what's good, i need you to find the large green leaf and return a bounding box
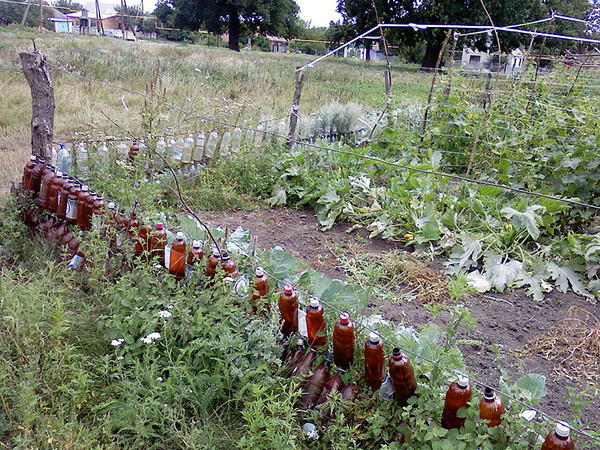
[513,374,547,405]
[261,247,299,282]
[501,205,545,240]
[546,262,592,298]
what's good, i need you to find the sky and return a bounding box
[296,0,343,28]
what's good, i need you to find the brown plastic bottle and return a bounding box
[65,182,81,225]
[340,382,359,402]
[388,348,418,407]
[221,252,239,278]
[364,331,385,392]
[479,387,505,427]
[76,185,91,230]
[39,215,55,239]
[128,140,139,162]
[67,235,80,256]
[135,223,152,257]
[206,247,220,277]
[149,222,167,266]
[47,171,65,214]
[169,231,186,278]
[22,154,37,192]
[251,266,270,313]
[187,239,203,266]
[441,375,472,430]
[128,212,140,238]
[49,221,67,244]
[29,156,46,197]
[541,421,574,450]
[298,354,332,409]
[284,337,306,377]
[293,348,317,378]
[37,164,56,209]
[333,311,354,370]
[83,191,97,231]
[57,177,74,221]
[306,296,327,348]
[316,370,344,406]
[279,284,298,337]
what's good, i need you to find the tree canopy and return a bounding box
[154,0,300,51]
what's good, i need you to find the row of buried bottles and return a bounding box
[51,126,280,179]
[279,295,573,448]
[20,157,575,449]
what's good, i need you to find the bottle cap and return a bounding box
[283,284,293,295]
[56,170,63,177]
[255,266,265,277]
[392,348,402,359]
[29,154,37,161]
[192,239,202,248]
[456,374,470,388]
[296,337,305,347]
[339,311,350,325]
[156,222,163,229]
[107,201,116,209]
[211,247,220,257]
[483,387,495,400]
[82,185,88,191]
[555,421,571,438]
[176,231,184,240]
[309,296,320,308]
[221,252,230,261]
[369,331,380,344]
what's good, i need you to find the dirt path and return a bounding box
[205,207,600,434]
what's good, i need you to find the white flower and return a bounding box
[140,331,162,344]
[158,310,172,319]
[156,377,163,382]
[111,338,125,347]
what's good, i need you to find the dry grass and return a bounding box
[522,306,600,383]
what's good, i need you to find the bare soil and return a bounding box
[205,207,600,435]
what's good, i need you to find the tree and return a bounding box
[160,0,300,51]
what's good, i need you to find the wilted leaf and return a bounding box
[501,205,546,240]
[483,253,524,292]
[546,262,592,298]
[268,184,287,206]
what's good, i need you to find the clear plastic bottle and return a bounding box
[231,127,243,154]
[173,135,184,163]
[155,137,167,168]
[182,133,195,164]
[441,375,472,430]
[279,284,298,337]
[306,296,327,348]
[51,144,58,166]
[541,421,574,450]
[278,119,287,141]
[388,348,417,407]
[479,387,505,428]
[57,143,71,174]
[77,142,89,179]
[118,141,128,159]
[364,330,385,392]
[254,121,265,145]
[98,141,110,166]
[193,131,205,162]
[204,131,219,163]
[219,128,232,157]
[333,312,354,370]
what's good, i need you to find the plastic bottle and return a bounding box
[133,222,150,257]
[169,231,187,279]
[298,354,332,409]
[128,140,139,162]
[254,122,265,145]
[66,183,81,225]
[333,311,354,370]
[541,421,574,450]
[47,170,64,214]
[155,137,167,167]
[292,348,317,378]
[76,185,91,230]
[22,154,37,192]
[341,382,359,402]
[204,131,219,163]
[388,348,418,407]
[220,252,239,279]
[251,266,269,313]
[37,164,56,209]
[182,133,195,164]
[193,131,205,162]
[30,156,46,197]
[51,144,58,166]
[118,141,128,159]
[206,247,220,277]
[98,141,109,166]
[245,128,255,146]
[172,135,184,163]
[56,176,74,221]
[90,194,105,233]
[441,375,472,430]
[186,239,204,266]
[306,296,327,348]
[316,369,344,406]
[57,143,71,174]
[231,127,243,154]
[364,331,385,392]
[279,284,298,337]
[219,128,232,157]
[149,222,167,267]
[77,142,89,179]
[479,387,505,427]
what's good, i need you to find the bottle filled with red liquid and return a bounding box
[56,176,74,221]
[134,222,151,258]
[333,311,354,370]
[22,154,37,192]
[65,182,81,225]
[206,247,220,277]
[298,354,332,409]
[388,348,418,407]
[220,252,239,278]
[441,375,472,429]
[279,284,298,337]
[187,239,203,266]
[47,171,65,215]
[29,156,46,197]
[479,387,505,427]
[541,421,574,450]
[76,185,91,230]
[149,222,167,266]
[37,164,56,209]
[169,231,186,278]
[364,330,384,392]
[306,296,327,348]
[251,266,269,313]
[128,140,139,162]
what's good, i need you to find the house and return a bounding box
[65,2,122,34]
[461,47,525,74]
[49,17,74,33]
[267,35,288,53]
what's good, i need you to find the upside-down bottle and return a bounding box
[441,375,472,430]
[169,231,186,279]
[333,312,354,370]
[306,296,327,348]
[220,252,239,278]
[206,247,220,277]
[279,284,298,337]
[541,421,574,450]
[251,266,269,313]
[388,348,418,407]
[149,222,167,266]
[479,387,505,428]
[298,354,332,409]
[364,331,385,392]
[187,240,203,266]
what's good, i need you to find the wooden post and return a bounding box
[19,51,54,159]
[287,67,304,149]
[21,0,32,25]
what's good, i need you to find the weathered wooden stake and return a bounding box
[287,67,304,149]
[19,51,54,159]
